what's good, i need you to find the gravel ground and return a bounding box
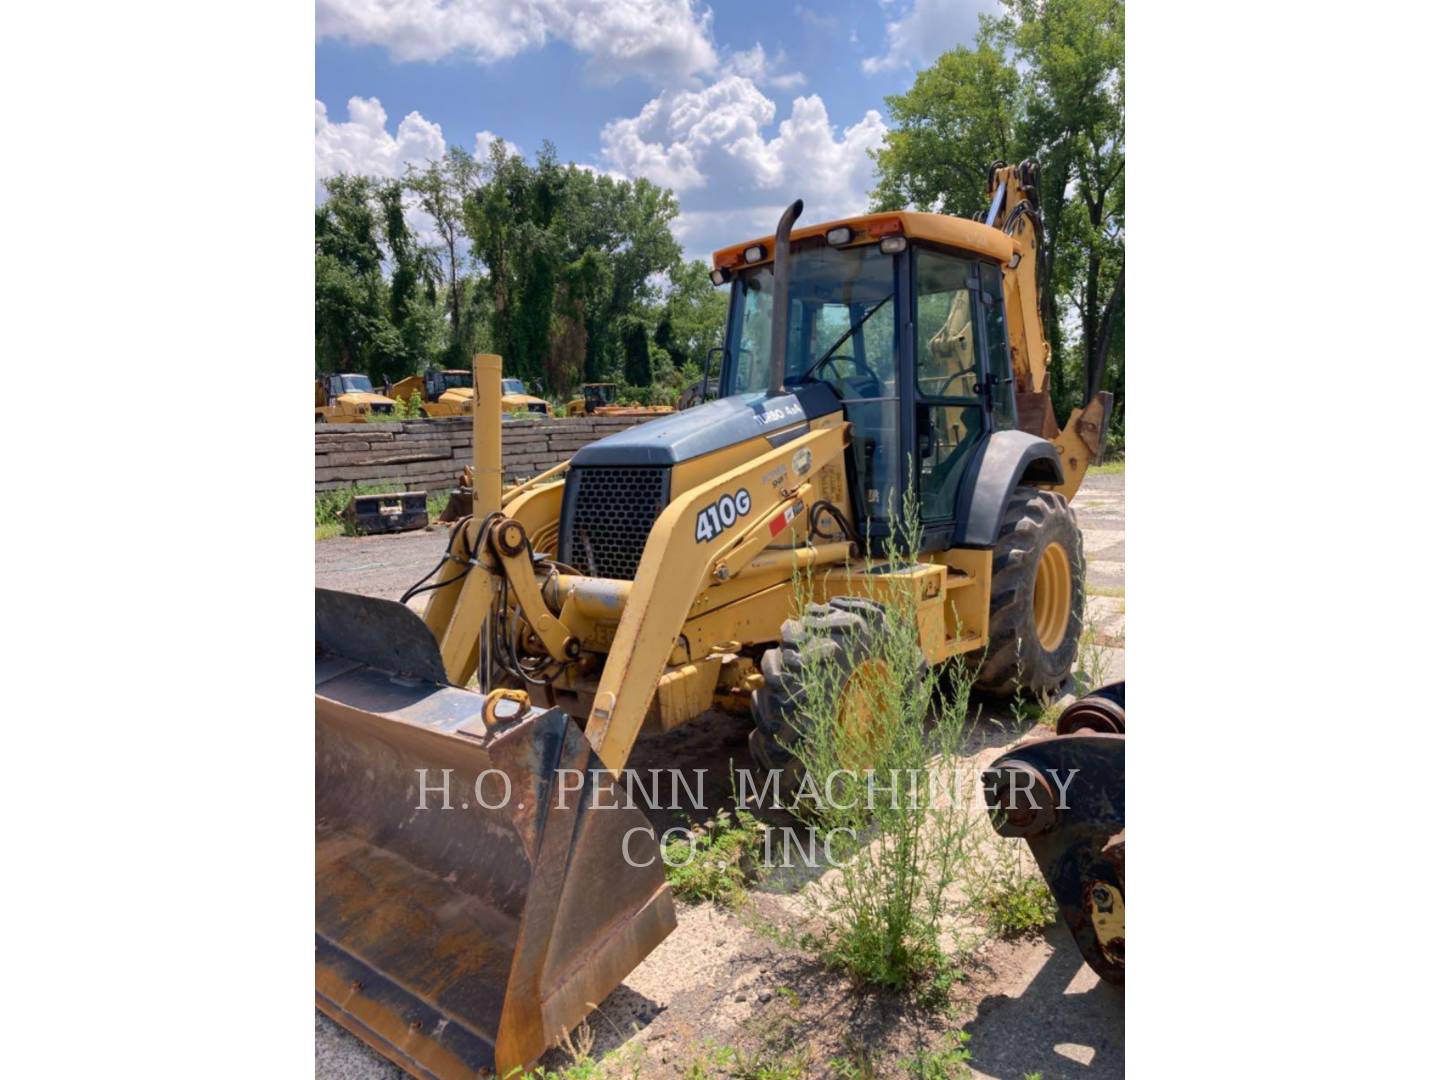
[314,470,1126,1078]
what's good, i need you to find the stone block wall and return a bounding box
[315,415,652,493]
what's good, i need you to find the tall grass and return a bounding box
[783,492,981,994]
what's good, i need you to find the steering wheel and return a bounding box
[933,369,973,397]
[816,353,882,398]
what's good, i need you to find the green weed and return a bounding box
[684,1008,812,1078]
[664,808,766,908]
[905,1031,973,1079]
[964,827,1056,939]
[827,1036,879,1080]
[1073,619,1116,696]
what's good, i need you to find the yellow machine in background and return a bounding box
[389,369,554,418]
[564,382,676,417]
[316,161,1112,1079]
[315,372,396,423]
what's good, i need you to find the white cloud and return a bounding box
[316,0,718,84]
[722,43,806,91]
[315,97,460,246]
[314,97,445,183]
[601,76,887,260]
[474,129,522,162]
[862,0,995,75]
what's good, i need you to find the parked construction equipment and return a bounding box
[387,368,472,418]
[984,681,1125,985]
[316,373,397,423]
[388,369,554,419]
[316,161,1112,1077]
[564,382,676,417]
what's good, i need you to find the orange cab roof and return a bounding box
[712,211,1016,269]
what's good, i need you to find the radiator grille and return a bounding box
[562,466,669,580]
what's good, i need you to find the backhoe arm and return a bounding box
[987,160,1113,494]
[986,160,1054,435]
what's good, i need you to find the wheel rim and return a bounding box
[837,659,888,769]
[1033,541,1072,651]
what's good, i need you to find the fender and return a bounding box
[951,429,1065,549]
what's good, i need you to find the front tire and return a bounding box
[972,486,1084,698]
[749,598,890,803]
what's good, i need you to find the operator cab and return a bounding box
[330,373,376,396]
[715,215,1019,553]
[584,383,618,410]
[426,369,473,397]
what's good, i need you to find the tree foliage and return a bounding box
[314,176,444,384]
[618,315,651,387]
[871,0,1125,419]
[315,144,715,400]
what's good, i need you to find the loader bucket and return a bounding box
[315,588,676,1078]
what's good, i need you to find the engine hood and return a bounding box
[569,383,841,467]
[341,392,396,407]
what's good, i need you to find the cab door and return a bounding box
[978,262,1018,429]
[911,248,988,545]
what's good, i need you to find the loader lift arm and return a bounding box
[586,422,847,770]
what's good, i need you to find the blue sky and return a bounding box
[315,1,996,262]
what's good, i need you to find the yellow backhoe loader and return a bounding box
[316,372,398,423]
[316,161,1112,1078]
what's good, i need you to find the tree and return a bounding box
[618,315,652,387]
[314,176,389,376]
[406,147,480,367]
[652,260,729,372]
[317,138,689,395]
[464,142,682,392]
[315,175,447,384]
[1006,0,1124,408]
[870,0,1125,415]
[377,180,445,379]
[868,28,1020,218]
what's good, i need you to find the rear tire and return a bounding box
[749,597,888,804]
[972,486,1084,699]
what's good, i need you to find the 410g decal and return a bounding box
[695,488,752,542]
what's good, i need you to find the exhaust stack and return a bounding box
[767,199,804,396]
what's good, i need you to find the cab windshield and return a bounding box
[340,375,375,394]
[441,372,472,390]
[725,241,896,402]
[501,378,526,395]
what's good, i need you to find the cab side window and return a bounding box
[979,262,1017,430]
[916,251,980,399]
[913,249,985,524]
